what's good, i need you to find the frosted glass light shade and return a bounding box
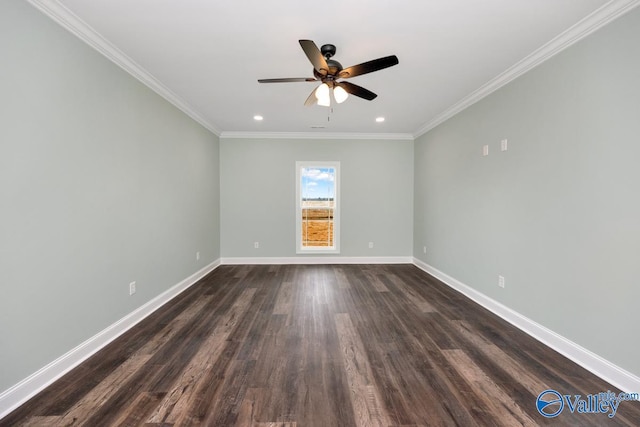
[333,85,349,104]
[315,83,330,107]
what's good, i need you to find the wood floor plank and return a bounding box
[174,269,274,425]
[383,270,437,313]
[333,266,351,289]
[19,416,62,427]
[59,354,155,426]
[236,387,263,426]
[362,269,390,293]
[3,264,640,426]
[272,281,294,315]
[335,312,394,427]
[443,349,538,426]
[154,288,257,424]
[109,391,166,427]
[451,320,552,393]
[203,359,256,426]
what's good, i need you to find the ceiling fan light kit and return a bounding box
[258,39,398,107]
[315,83,331,107]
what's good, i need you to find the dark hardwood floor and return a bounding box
[2,264,639,426]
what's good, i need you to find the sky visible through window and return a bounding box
[301,167,335,200]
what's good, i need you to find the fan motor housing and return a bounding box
[314,59,343,80]
[314,44,342,79]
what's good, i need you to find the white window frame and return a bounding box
[296,161,340,254]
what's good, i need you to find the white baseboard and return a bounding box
[220,256,413,265]
[0,259,221,420]
[412,258,640,393]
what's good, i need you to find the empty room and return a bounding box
[2,0,640,425]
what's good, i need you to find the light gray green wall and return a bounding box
[0,1,220,391]
[220,138,413,258]
[414,7,640,376]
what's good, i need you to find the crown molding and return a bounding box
[26,0,222,136]
[413,0,640,138]
[220,131,414,141]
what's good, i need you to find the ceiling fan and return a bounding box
[258,40,399,106]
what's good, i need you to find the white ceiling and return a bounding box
[33,0,633,137]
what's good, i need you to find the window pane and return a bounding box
[301,206,334,247]
[299,165,337,251]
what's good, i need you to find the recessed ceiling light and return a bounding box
[375,117,385,123]
[254,115,263,121]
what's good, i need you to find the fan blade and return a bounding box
[258,78,317,83]
[338,55,399,79]
[336,81,377,101]
[304,86,319,106]
[299,40,329,76]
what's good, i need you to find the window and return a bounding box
[296,161,340,253]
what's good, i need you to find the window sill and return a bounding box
[296,248,340,255]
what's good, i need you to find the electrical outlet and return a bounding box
[482,144,489,156]
[129,281,136,295]
[498,275,505,288]
[254,241,259,249]
[501,138,508,151]
[423,246,427,254]
[196,251,200,261]
[368,242,374,249]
